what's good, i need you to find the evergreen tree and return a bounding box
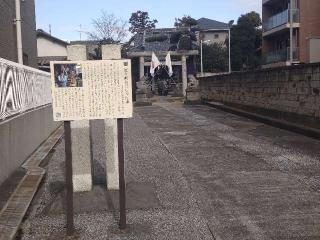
[174,15,198,29]
[129,11,158,34]
[230,11,262,71]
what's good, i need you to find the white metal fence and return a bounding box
[0,58,52,121]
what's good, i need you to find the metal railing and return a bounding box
[264,47,299,64]
[0,58,52,121]
[263,9,299,32]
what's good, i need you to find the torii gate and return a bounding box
[127,50,199,96]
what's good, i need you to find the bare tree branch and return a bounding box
[87,11,128,43]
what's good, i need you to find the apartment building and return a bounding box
[0,0,38,68]
[262,0,320,67]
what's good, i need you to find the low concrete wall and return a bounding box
[199,63,320,129]
[0,105,61,186]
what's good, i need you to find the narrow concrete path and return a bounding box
[138,102,320,240]
[18,103,320,239]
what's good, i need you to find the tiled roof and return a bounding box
[129,18,228,53]
[130,27,198,52]
[38,56,67,65]
[196,18,229,30]
[37,29,68,46]
[130,28,177,52]
[69,40,100,45]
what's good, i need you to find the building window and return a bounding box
[214,34,219,39]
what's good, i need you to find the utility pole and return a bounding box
[228,28,231,73]
[201,39,211,76]
[289,0,294,65]
[227,20,234,73]
[200,39,203,76]
[15,0,23,64]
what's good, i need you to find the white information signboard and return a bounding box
[50,60,132,121]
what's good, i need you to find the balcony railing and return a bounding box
[263,47,299,64]
[263,9,299,32]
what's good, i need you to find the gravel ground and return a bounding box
[19,108,213,239]
[19,102,320,239]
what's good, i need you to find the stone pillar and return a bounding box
[67,45,88,61]
[139,56,145,79]
[185,74,201,104]
[67,45,92,192]
[185,88,201,104]
[135,76,152,106]
[182,55,188,97]
[102,44,121,190]
[104,119,119,190]
[102,44,121,59]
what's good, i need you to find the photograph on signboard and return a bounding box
[53,63,83,88]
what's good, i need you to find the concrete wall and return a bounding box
[0,105,61,186]
[0,0,38,68]
[37,37,67,57]
[0,58,58,187]
[199,63,320,127]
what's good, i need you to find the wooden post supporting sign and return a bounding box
[117,118,126,229]
[64,121,74,236]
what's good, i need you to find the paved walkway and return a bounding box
[19,102,320,239]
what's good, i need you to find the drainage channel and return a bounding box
[0,126,64,240]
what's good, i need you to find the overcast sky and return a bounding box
[35,0,262,42]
